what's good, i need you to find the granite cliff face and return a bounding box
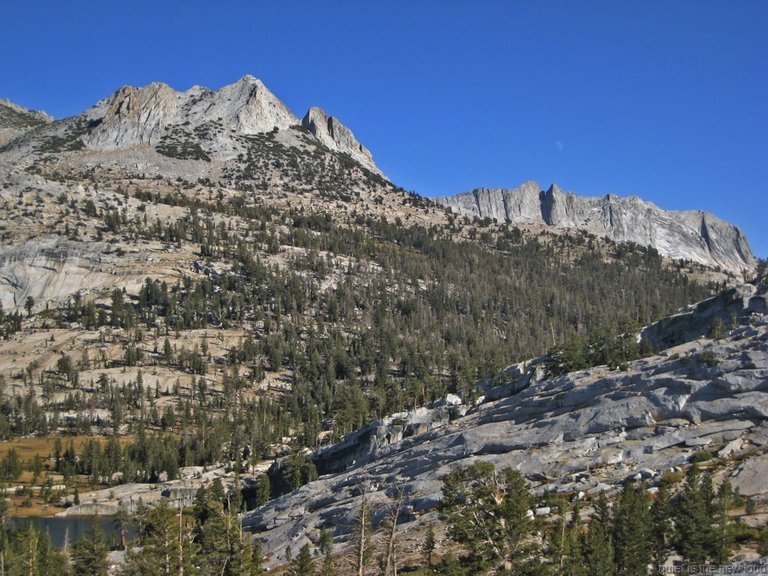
[0,77,392,312]
[302,107,381,174]
[0,75,382,177]
[83,75,299,150]
[437,183,755,276]
[243,284,768,567]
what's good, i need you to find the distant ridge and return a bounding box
[0,98,53,147]
[437,182,755,276]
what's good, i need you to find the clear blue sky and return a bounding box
[2,1,766,257]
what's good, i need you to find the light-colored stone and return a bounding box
[437,183,755,276]
[84,76,298,150]
[302,107,380,175]
[242,300,768,568]
[732,454,768,496]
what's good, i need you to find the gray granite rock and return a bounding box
[732,453,768,496]
[437,183,755,276]
[302,107,380,175]
[243,304,768,568]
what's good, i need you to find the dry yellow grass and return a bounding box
[0,436,135,517]
[0,435,128,462]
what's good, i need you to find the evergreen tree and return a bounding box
[71,521,109,576]
[3,523,69,576]
[289,544,315,576]
[650,483,673,574]
[675,466,713,567]
[441,461,535,573]
[236,540,266,576]
[582,519,615,576]
[194,501,230,575]
[316,528,334,576]
[350,486,373,576]
[114,503,131,551]
[422,524,436,569]
[379,490,403,576]
[613,482,652,576]
[24,296,34,318]
[123,501,198,576]
[712,478,736,565]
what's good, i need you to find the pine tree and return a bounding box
[24,296,34,318]
[123,501,198,576]
[547,499,587,576]
[440,461,535,573]
[289,544,315,576]
[195,501,230,575]
[563,501,587,576]
[548,502,568,573]
[350,486,373,576]
[712,478,736,565]
[582,519,615,576]
[379,489,403,576]
[318,529,334,576]
[237,540,266,576]
[675,466,713,567]
[71,521,109,576]
[613,482,652,576]
[114,503,131,551]
[422,524,436,569]
[650,483,673,574]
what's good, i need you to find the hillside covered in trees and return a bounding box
[0,79,761,574]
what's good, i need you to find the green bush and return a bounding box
[691,450,714,464]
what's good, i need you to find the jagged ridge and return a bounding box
[0,75,382,175]
[437,182,755,276]
[0,99,53,148]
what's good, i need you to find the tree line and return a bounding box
[433,461,746,576]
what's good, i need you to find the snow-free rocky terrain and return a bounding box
[0,76,765,571]
[438,182,755,275]
[243,283,768,566]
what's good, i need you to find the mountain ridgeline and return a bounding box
[0,76,765,573]
[0,75,740,438]
[437,182,755,276]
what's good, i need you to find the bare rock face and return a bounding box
[437,183,755,276]
[301,107,381,175]
[84,75,299,149]
[0,235,175,312]
[1,76,385,180]
[242,286,768,567]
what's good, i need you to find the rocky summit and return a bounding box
[301,106,380,175]
[0,75,383,191]
[437,182,755,276]
[0,98,53,147]
[0,76,410,313]
[0,75,766,574]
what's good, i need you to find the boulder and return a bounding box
[732,454,768,496]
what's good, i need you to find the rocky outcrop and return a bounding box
[307,397,464,477]
[57,466,234,516]
[242,285,768,567]
[641,283,768,351]
[0,235,174,312]
[301,107,381,175]
[437,183,755,276]
[0,99,52,147]
[0,76,386,179]
[83,75,299,149]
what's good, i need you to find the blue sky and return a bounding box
[2,1,766,257]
